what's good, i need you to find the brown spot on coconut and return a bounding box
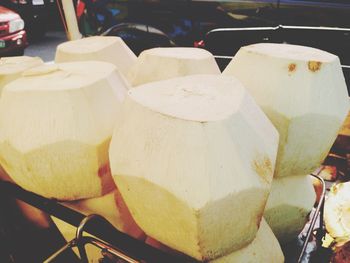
[308,61,322,72]
[288,63,297,73]
[252,156,273,184]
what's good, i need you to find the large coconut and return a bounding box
[55,36,136,77]
[223,43,349,177]
[0,56,44,181]
[127,47,220,86]
[0,56,43,93]
[0,61,128,200]
[109,75,279,260]
[324,182,350,240]
[264,175,316,243]
[210,219,284,263]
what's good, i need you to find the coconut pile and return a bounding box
[0,36,348,262]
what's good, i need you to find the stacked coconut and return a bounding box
[0,56,44,182]
[0,47,144,261]
[127,46,221,86]
[107,46,284,261]
[55,36,137,80]
[109,74,282,261]
[223,43,349,243]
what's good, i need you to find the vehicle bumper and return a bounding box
[0,30,28,56]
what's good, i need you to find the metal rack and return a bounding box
[0,173,326,263]
[297,173,326,263]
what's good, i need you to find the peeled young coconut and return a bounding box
[55,36,137,77]
[109,75,279,260]
[264,175,316,243]
[0,56,43,93]
[145,219,284,263]
[127,47,220,86]
[0,56,44,182]
[324,182,350,240]
[0,61,128,200]
[210,219,284,263]
[61,190,145,240]
[223,43,349,178]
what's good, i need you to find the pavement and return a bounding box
[24,30,68,62]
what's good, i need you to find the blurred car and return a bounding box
[102,23,176,55]
[0,6,27,57]
[92,0,350,46]
[2,0,48,40]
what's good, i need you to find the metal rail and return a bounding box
[0,180,195,263]
[297,174,326,263]
[0,174,326,262]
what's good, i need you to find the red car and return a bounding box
[0,5,28,57]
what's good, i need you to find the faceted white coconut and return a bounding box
[324,182,350,239]
[55,36,137,77]
[0,57,43,182]
[0,61,128,200]
[264,175,316,243]
[210,219,284,263]
[61,190,145,239]
[109,75,279,260]
[127,47,220,86]
[0,56,43,93]
[223,43,349,178]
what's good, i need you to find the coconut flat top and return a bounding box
[143,47,215,60]
[130,75,245,122]
[57,36,124,54]
[6,61,116,92]
[243,43,337,63]
[0,56,43,75]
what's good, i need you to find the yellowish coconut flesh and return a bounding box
[0,61,128,200]
[325,182,350,240]
[55,36,137,77]
[0,56,44,181]
[264,175,316,243]
[223,43,349,178]
[0,56,43,93]
[210,219,284,263]
[62,190,145,240]
[109,75,279,260]
[127,47,220,86]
